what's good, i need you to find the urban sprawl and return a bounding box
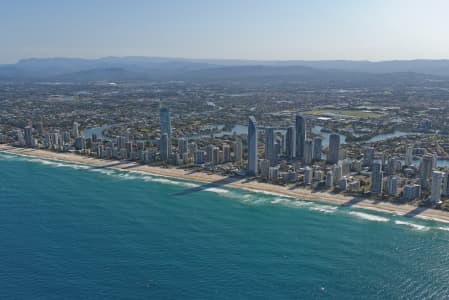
[2,80,449,212]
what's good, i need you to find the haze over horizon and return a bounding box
[1,0,449,64]
[7,55,449,65]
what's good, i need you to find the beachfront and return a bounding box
[2,144,449,224]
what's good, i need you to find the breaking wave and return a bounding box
[145,176,199,188]
[394,221,429,231]
[349,212,390,222]
[203,187,230,194]
[0,153,16,160]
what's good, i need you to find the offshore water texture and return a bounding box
[0,152,448,299]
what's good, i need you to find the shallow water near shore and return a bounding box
[1,152,449,299]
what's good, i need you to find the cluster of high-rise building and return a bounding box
[245,115,348,188]
[7,108,449,206]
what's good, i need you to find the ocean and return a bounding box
[0,152,448,299]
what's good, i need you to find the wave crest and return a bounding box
[394,221,429,231]
[349,212,390,222]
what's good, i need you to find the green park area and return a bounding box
[304,109,384,119]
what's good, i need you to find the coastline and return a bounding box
[2,144,449,224]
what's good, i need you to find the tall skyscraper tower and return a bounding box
[303,138,313,165]
[222,143,231,163]
[295,115,306,160]
[405,146,413,166]
[370,162,383,195]
[24,126,33,147]
[160,106,172,154]
[286,126,296,160]
[178,137,188,155]
[72,122,80,138]
[247,116,258,176]
[312,137,322,161]
[327,133,340,164]
[159,133,169,162]
[363,146,374,167]
[420,154,435,181]
[386,175,398,196]
[431,170,444,204]
[233,137,243,163]
[265,127,276,166]
[159,107,171,137]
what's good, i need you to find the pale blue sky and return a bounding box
[1,0,448,63]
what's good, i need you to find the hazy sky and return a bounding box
[1,0,448,63]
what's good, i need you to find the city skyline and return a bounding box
[2,1,449,298]
[1,0,449,63]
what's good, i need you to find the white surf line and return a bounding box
[349,211,390,222]
[394,220,430,231]
[3,149,449,228]
[0,150,201,188]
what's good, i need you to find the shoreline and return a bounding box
[2,144,449,224]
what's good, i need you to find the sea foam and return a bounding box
[349,211,390,222]
[309,204,338,214]
[204,187,230,194]
[394,220,429,231]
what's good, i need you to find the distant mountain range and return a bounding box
[1,56,449,83]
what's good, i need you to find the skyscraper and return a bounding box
[303,138,313,165]
[160,107,172,155]
[304,167,313,185]
[327,133,340,164]
[312,137,322,161]
[17,129,25,146]
[259,159,270,179]
[405,146,413,166]
[278,132,286,155]
[188,142,198,155]
[24,126,33,147]
[295,115,306,160]
[159,133,169,162]
[403,184,421,201]
[222,143,231,163]
[206,144,215,163]
[443,172,449,196]
[332,163,342,183]
[212,147,220,165]
[431,170,444,204]
[72,122,80,138]
[194,150,205,165]
[116,135,128,150]
[159,107,171,137]
[386,175,397,196]
[326,170,334,188]
[74,136,85,150]
[420,153,435,181]
[370,162,383,195]
[286,126,296,160]
[340,158,351,176]
[233,138,243,163]
[178,138,188,155]
[265,127,276,166]
[37,120,44,136]
[247,116,258,176]
[363,146,374,167]
[268,166,279,182]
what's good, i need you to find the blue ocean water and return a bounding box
[0,152,448,299]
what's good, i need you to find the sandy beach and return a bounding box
[2,144,449,223]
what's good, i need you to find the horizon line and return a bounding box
[3,55,449,65]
